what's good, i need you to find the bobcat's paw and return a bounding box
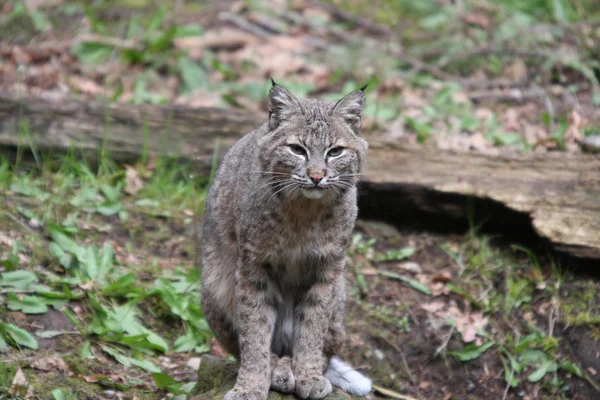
[223,387,265,400]
[295,374,332,399]
[270,356,295,393]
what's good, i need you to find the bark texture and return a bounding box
[1,94,598,261]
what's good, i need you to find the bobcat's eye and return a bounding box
[288,144,307,156]
[327,147,344,158]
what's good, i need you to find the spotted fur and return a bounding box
[200,83,369,400]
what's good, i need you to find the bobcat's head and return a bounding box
[258,82,368,200]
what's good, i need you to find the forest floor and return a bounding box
[1,157,600,400]
[2,0,600,399]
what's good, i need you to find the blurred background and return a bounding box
[1,0,600,152]
[1,1,600,400]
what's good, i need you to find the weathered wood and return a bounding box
[0,94,598,261]
[362,142,600,261]
[189,355,357,400]
[0,93,262,170]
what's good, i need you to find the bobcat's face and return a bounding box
[258,86,367,201]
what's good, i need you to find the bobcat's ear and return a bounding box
[331,88,366,135]
[268,83,302,130]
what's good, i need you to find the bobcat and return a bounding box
[200,81,371,400]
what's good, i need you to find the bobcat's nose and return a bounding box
[309,173,324,184]
[307,168,326,185]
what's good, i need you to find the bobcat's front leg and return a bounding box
[292,266,341,399]
[225,266,275,400]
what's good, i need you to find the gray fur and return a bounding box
[200,83,368,400]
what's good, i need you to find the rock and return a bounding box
[582,135,600,153]
[189,355,360,400]
[187,357,202,371]
[397,262,422,274]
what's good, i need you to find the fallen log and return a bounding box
[0,94,598,262]
[189,355,357,400]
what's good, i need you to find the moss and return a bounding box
[29,373,104,399]
[190,356,358,400]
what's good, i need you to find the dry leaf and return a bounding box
[175,28,257,51]
[9,368,29,397]
[69,76,104,96]
[421,301,446,313]
[503,60,528,81]
[564,109,583,143]
[463,12,490,28]
[31,356,73,375]
[125,165,143,195]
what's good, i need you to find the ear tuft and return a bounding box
[268,84,301,130]
[332,89,366,134]
[270,77,278,87]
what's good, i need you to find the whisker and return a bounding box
[243,171,290,176]
[268,181,300,203]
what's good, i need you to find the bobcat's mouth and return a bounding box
[300,186,327,199]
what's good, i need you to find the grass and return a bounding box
[0,151,211,397]
[1,0,600,398]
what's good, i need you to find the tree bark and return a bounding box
[0,94,598,262]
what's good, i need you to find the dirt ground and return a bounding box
[2,186,600,400]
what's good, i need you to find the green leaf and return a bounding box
[84,245,100,280]
[4,323,38,349]
[450,342,494,362]
[559,360,583,377]
[49,243,73,269]
[378,247,415,261]
[30,10,51,32]
[146,6,167,34]
[35,330,65,338]
[493,132,523,146]
[419,13,449,30]
[551,0,568,23]
[10,182,50,200]
[102,345,161,372]
[518,349,548,366]
[7,294,48,314]
[174,24,204,38]
[81,341,93,358]
[378,270,431,295]
[527,360,557,382]
[47,224,85,261]
[100,273,138,297]
[51,389,65,400]
[129,357,161,373]
[174,330,198,353]
[97,201,123,216]
[153,372,178,389]
[178,57,207,92]
[99,243,115,280]
[71,41,113,64]
[0,334,7,352]
[0,270,38,289]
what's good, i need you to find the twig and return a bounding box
[219,11,272,39]
[501,368,514,400]
[0,289,36,294]
[76,33,142,50]
[435,325,456,356]
[378,335,417,385]
[372,384,420,400]
[468,87,546,103]
[305,0,392,37]
[5,211,37,235]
